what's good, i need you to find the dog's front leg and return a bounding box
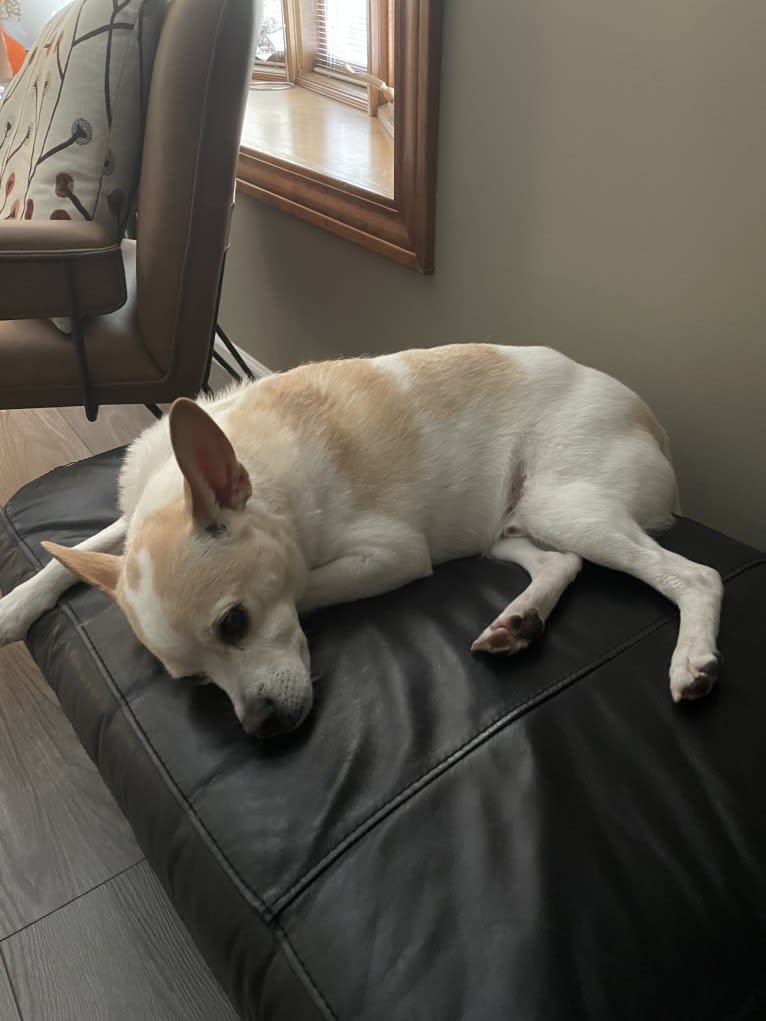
[300,530,432,613]
[0,517,128,646]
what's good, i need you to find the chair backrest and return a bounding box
[135,0,254,390]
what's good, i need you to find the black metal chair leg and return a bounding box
[216,322,255,380]
[66,265,98,422]
[212,348,242,382]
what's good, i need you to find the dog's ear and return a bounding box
[41,542,122,599]
[169,397,252,528]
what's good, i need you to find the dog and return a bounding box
[0,344,723,737]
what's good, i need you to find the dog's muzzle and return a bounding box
[240,694,310,739]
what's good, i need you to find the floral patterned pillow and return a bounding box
[0,0,164,234]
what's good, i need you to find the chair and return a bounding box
[0,0,254,420]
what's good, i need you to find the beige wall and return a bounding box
[221,0,766,550]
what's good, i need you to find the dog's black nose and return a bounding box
[241,696,277,738]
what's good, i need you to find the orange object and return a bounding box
[1,27,26,74]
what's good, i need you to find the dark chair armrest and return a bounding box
[0,221,127,319]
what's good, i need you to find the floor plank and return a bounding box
[0,959,21,1021]
[2,860,237,1021]
[56,403,155,458]
[0,408,93,506]
[0,643,143,940]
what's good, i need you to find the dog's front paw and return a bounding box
[670,651,721,702]
[0,586,41,646]
[0,598,28,646]
[471,608,544,656]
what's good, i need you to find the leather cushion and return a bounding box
[0,220,125,319]
[1,448,765,1021]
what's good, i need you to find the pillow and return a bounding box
[0,0,164,234]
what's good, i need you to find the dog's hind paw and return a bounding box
[471,608,544,656]
[670,651,721,702]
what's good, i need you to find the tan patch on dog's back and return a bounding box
[227,345,525,507]
[230,358,420,507]
[400,344,526,418]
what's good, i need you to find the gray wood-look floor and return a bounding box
[0,643,142,941]
[0,957,21,1021]
[0,399,237,1021]
[3,862,235,1021]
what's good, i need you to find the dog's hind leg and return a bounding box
[0,516,128,646]
[516,484,723,702]
[471,536,582,655]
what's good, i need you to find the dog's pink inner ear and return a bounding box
[191,435,250,512]
[170,398,252,526]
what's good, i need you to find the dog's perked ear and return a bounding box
[41,543,123,599]
[169,397,252,528]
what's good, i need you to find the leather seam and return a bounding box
[271,555,766,914]
[3,499,345,1016]
[274,924,339,1021]
[3,508,336,1021]
[0,505,275,924]
[271,612,672,912]
[0,246,121,258]
[2,500,765,929]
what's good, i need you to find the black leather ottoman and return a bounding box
[1,448,765,1021]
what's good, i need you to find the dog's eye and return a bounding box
[218,605,249,645]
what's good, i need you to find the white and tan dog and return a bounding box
[0,345,722,737]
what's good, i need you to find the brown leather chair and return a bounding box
[0,0,253,420]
